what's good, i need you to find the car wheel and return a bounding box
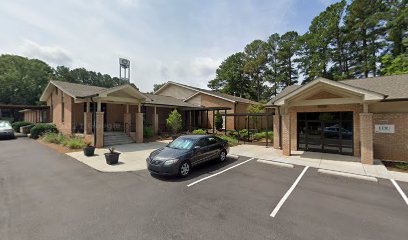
[219,150,227,162]
[179,161,191,177]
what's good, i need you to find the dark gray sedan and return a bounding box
[0,120,15,139]
[147,135,230,177]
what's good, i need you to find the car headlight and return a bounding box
[163,159,178,166]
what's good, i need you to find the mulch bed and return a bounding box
[36,139,81,154]
[382,161,408,173]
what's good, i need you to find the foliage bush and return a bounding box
[144,126,154,138]
[192,129,207,135]
[253,131,273,140]
[217,135,239,146]
[11,121,32,132]
[214,113,224,130]
[30,123,58,139]
[166,110,182,134]
[63,137,86,149]
[42,132,66,144]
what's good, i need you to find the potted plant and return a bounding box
[83,139,96,156]
[104,147,120,165]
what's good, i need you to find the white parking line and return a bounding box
[270,166,309,218]
[187,158,255,187]
[390,179,408,207]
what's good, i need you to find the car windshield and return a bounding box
[167,138,195,150]
[0,121,12,130]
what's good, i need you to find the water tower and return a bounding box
[119,58,130,82]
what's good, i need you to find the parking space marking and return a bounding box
[187,158,255,187]
[390,179,408,207]
[270,166,309,218]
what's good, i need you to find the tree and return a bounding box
[385,0,408,57]
[265,33,282,95]
[344,0,388,77]
[166,109,182,134]
[0,54,52,105]
[243,40,268,101]
[277,31,300,87]
[208,52,250,98]
[153,83,165,92]
[214,113,223,130]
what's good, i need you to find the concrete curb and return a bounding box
[257,159,294,168]
[318,169,378,182]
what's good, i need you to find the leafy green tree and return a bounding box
[0,54,52,105]
[214,113,223,130]
[344,0,388,77]
[208,52,250,98]
[153,83,165,92]
[277,31,300,87]
[243,40,268,101]
[166,109,182,134]
[265,33,282,95]
[385,0,408,57]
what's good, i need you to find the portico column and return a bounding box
[273,114,281,149]
[281,114,291,156]
[152,106,159,135]
[84,102,92,134]
[189,110,192,131]
[360,113,374,164]
[124,104,131,134]
[95,111,104,148]
[135,104,144,143]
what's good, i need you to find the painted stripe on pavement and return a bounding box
[270,166,309,218]
[391,179,408,207]
[187,158,255,187]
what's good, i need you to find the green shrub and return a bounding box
[30,123,58,139]
[11,121,32,132]
[144,126,154,138]
[214,113,223,130]
[42,132,66,144]
[192,129,207,135]
[217,135,239,146]
[253,131,273,140]
[166,110,182,134]
[63,137,86,149]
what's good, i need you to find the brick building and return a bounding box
[267,74,408,164]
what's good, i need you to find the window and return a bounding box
[168,138,195,150]
[207,137,218,145]
[61,92,64,123]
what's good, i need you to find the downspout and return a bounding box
[277,106,282,149]
[90,97,96,146]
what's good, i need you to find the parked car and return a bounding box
[147,135,229,177]
[0,120,15,139]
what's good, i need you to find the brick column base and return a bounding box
[84,112,92,134]
[360,113,374,165]
[95,112,104,148]
[124,113,131,134]
[152,114,159,135]
[136,113,144,143]
[282,114,291,156]
[273,114,280,149]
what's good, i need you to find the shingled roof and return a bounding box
[41,81,201,108]
[158,81,259,104]
[267,74,408,105]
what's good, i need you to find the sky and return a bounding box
[0,0,338,92]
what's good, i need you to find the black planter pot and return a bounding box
[83,146,96,156]
[104,152,120,165]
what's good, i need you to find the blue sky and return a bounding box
[0,0,337,91]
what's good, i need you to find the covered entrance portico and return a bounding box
[269,77,386,165]
[76,84,148,147]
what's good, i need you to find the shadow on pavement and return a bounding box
[150,156,242,182]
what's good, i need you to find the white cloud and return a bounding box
[19,40,73,66]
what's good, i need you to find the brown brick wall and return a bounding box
[288,104,362,157]
[200,94,236,130]
[360,113,374,164]
[45,88,74,135]
[373,113,408,162]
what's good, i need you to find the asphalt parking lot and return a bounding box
[1,138,407,240]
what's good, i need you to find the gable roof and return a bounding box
[143,93,201,108]
[155,81,258,104]
[267,74,408,106]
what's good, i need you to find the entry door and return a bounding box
[297,112,353,155]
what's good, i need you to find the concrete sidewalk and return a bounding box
[230,144,408,183]
[66,141,169,172]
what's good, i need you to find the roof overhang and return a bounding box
[274,77,385,106]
